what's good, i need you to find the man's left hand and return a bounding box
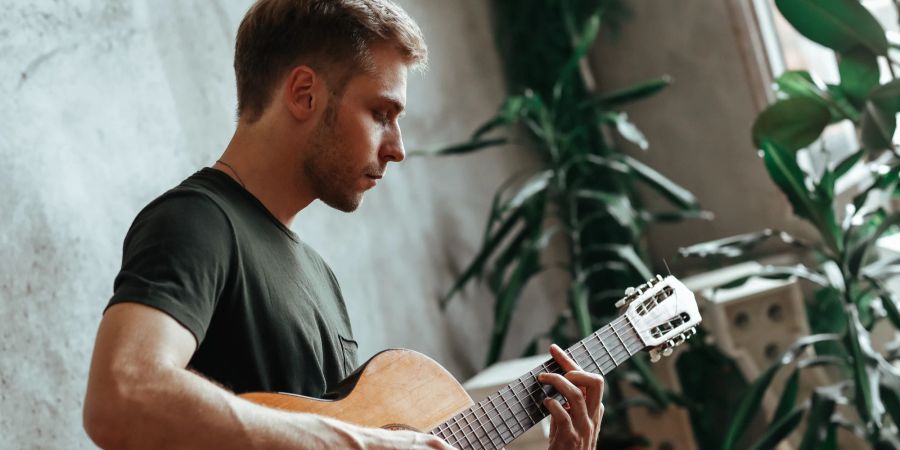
[538,344,605,450]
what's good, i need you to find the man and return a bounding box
[83,1,605,449]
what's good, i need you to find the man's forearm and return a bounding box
[85,364,383,449]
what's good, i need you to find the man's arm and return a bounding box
[83,303,453,450]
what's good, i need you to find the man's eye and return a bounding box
[374,111,389,124]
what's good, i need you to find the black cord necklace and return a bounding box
[216,159,246,188]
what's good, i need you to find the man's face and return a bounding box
[302,45,408,212]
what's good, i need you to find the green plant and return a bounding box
[418,3,708,445]
[680,0,900,448]
[417,0,705,367]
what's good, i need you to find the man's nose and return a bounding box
[380,124,405,163]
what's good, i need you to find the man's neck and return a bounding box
[215,122,316,228]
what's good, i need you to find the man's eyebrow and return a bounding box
[379,95,406,116]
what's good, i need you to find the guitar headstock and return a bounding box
[616,275,701,362]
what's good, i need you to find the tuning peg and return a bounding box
[615,287,637,308]
[662,347,674,357]
[649,348,661,363]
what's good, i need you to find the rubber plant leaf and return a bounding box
[758,139,842,255]
[861,79,900,151]
[774,0,888,55]
[839,46,880,107]
[752,97,831,151]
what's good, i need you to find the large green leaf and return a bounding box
[582,244,653,280]
[758,139,842,254]
[504,170,553,211]
[752,97,831,151]
[579,75,672,110]
[410,137,509,157]
[846,212,900,277]
[621,154,700,210]
[775,70,853,121]
[834,148,865,180]
[881,371,900,428]
[441,207,524,306]
[747,408,805,450]
[846,307,883,429]
[575,189,639,237]
[553,10,601,103]
[776,70,828,100]
[487,227,531,293]
[679,229,813,258]
[486,231,542,366]
[775,0,888,55]
[798,390,838,450]
[839,46,880,107]
[641,210,714,223]
[721,334,841,450]
[603,112,649,150]
[774,369,801,421]
[861,80,900,150]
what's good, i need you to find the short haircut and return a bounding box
[234,0,428,122]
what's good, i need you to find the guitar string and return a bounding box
[436,304,696,450]
[433,313,676,449]
[436,332,640,450]
[433,316,641,449]
[434,286,696,449]
[433,316,643,449]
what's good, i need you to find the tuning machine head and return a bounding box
[615,275,665,308]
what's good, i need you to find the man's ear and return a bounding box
[283,65,321,121]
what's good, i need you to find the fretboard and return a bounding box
[429,315,644,450]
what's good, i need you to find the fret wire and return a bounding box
[476,397,508,448]
[472,403,497,448]
[436,317,648,447]
[516,377,540,425]
[499,387,527,435]
[597,332,618,365]
[580,339,600,372]
[469,404,499,450]
[444,420,462,449]
[453,416,476,450]
[459,406,487,450]
[488,392,515,445]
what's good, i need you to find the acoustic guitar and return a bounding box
[240,275,701,450]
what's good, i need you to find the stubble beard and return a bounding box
[302,108,363,213]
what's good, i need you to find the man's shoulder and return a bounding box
[126,171,235,243]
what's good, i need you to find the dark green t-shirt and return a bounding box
[108,168,357,397]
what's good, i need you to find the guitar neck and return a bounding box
[430,315,644,450]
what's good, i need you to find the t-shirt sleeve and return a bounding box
[107,191,233,345]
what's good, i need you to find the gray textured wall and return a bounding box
[0,1,566,448]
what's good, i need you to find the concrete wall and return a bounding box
[0,1,566,448]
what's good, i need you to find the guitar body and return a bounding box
[240,348,474,432]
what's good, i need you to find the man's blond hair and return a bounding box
[234,0,427,122]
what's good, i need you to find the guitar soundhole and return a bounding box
[381,423,421,432]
